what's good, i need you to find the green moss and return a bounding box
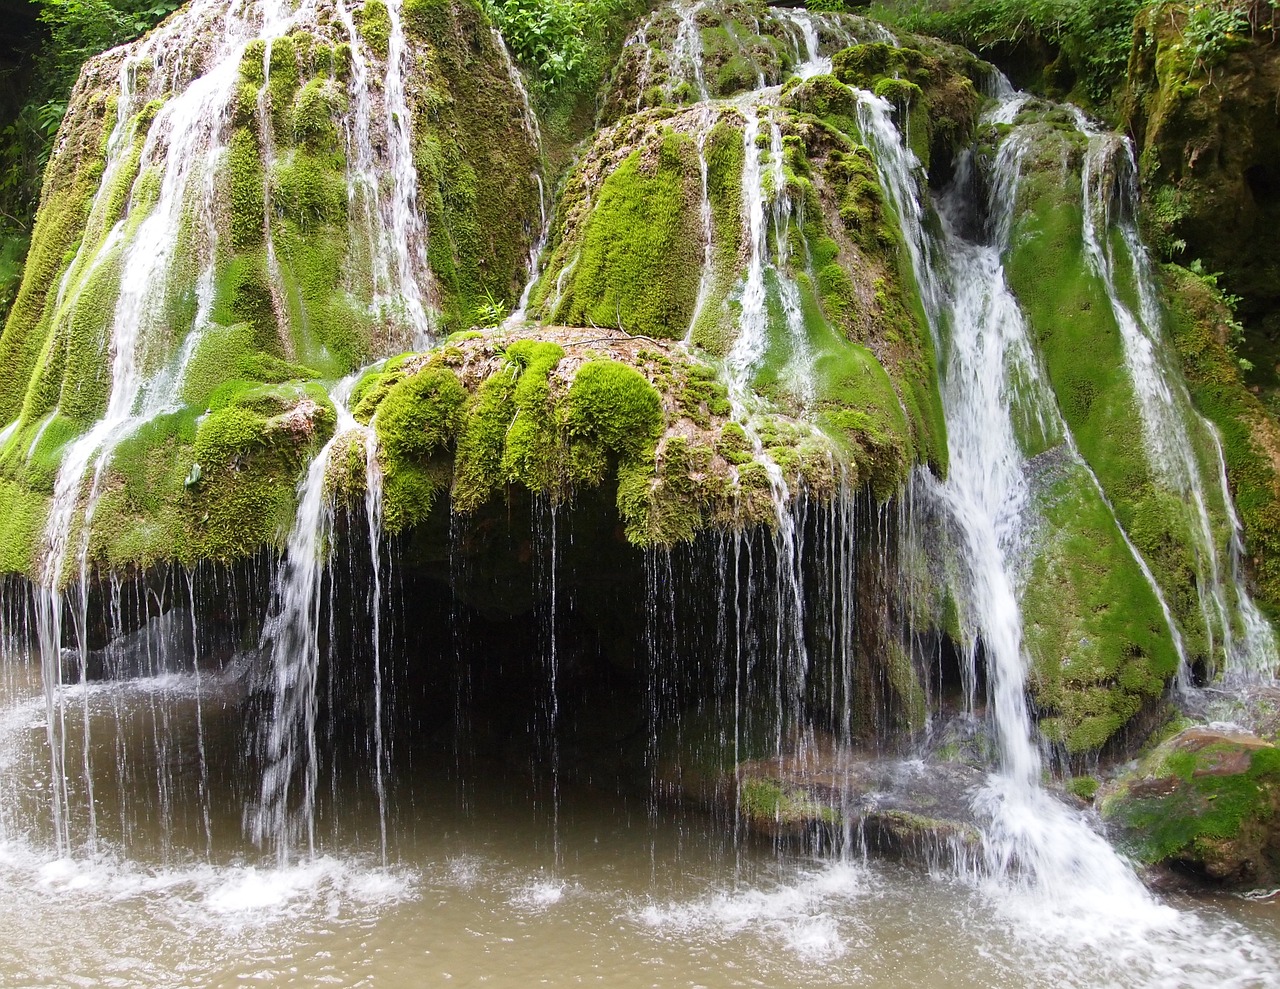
[738,778,839,826]
[0,478,47,574]
[565,358,663,475]
[1066,775,1101,801]
[1162,264,1280,614]
[0,86,113,426]
[406,0,541,333]
[375,365,468,462]
[688,117,745,354]
[272,148,346,230]
[1023,464,1181,754]
[227,126,264,252]
[559,139,701,339]
[1103,739,1280,866]
[452,359,519,513]
[266,35,301,135]
[1004,124,1212,667]
[291,77,343,149]
[241,39,267,84]
[499,340,565,491]
[181,323,319,408]
[356,0,391,58]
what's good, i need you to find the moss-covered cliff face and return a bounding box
[1125,6,1280,395]
[0,0,543,577]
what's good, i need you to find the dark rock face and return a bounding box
[1101,727,1280,889]
[1126,10,1280,362]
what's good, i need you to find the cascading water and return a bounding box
[12,0,445,861]
[849,73,1280,975]
[252,373,388,864]
[1073,113,1277,682]
[1,2,1279,984]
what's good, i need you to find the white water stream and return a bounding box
[1072,111,1277,682]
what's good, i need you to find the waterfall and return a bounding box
[252,373,387,864]
[671,0,711,102]
[494,26,550,328]
[685,109,716,341]
[1073,112,1277,682]
[1,4,1277,983]
[16,0,442,858]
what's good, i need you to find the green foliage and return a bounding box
[1180,0,1253,74]
[485,0,588,88]
[483,0,646,107]
[878,0,1142,106]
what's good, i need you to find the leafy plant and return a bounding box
[483,0,645,108]
[1188,258,1253,370]
[875,0,1142,106]
[1181,0,1251,76]
[472,288,510,327]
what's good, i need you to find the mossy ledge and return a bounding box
[344,326,912,546]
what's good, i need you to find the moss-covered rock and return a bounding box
[355,326,864,544]
[1125,7,1280,404]
[0,0,544,582]
[831,40,984,183]
[1101,727,1280,888]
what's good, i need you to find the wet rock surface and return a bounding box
[732,743,986,861]
[1102,727,1280,890]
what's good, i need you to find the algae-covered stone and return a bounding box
[1101,727,1280,888]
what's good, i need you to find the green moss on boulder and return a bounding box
[1101,727,1280,888]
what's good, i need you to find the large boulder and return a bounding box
[1101,726,1280,888]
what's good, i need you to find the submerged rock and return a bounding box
[733,743,985,862]
[1101,727,1280,889]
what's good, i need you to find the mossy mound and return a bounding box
[343,325,874,545]
[600,0,866,121]
[1021,452,1182,756]
[829,39,985,182]
[1101,727,1280,888]
[0,0,544,583]
[529,92,949,485]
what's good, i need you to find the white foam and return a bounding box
[511,877,571,910]
[0,839,416,930]
[633,860,865,962]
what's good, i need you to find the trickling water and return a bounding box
[380,0,434,347]
[506,174,550,327]
[685,109,716,341]
[671,0,710,102]
[1073,111,1277,682]
[252,373,388,863]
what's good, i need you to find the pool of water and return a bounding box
[0,666,1276,988]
